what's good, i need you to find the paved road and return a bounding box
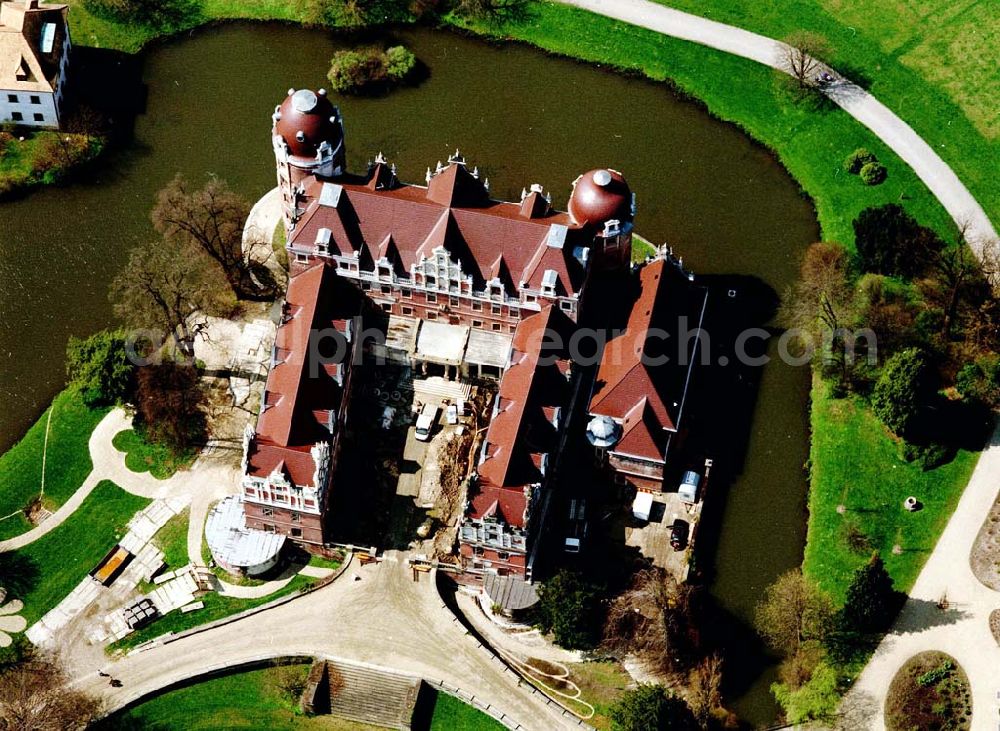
[80,553,584,730]
[844,423,1000,730]
[558,0,997,248]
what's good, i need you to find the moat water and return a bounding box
[0,23,818,724]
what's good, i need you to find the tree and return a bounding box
[134,361,206,454]
[152,175,274,301]
[779,242,856,382]
[840,553,899,634]
[918,222,987,339]
[754,569,834,656]
[853,204,941,278]
[871,348,935,437]
[82,0,197,28]
[779,31,830,89]
[603,568,700,674]
[0,656,100,730]
[609,684,697,731]
[534,570,603,649]
[687,655,732,729]
[453,0,529,25]
[66,328,137,407]
[110,239,226,359]
[770,660,840,724]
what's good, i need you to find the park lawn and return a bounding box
[99,664,384,730]
[107,574,315,654]
[567,661,633,730]
[12,480,149,626]
[450,2,956,247]
[112,428,194,479]
[0,388,108,541]
[152,508,190,570]
[803,379,979,604]
[429,691,506,730]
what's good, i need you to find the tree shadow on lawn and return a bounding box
[0,553,40,599]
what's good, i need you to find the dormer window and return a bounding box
[315,227,331,255]
[541,269,558,297]
[603,219,621,237]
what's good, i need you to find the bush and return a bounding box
[859,161,887,185]
[771,661,840,724]
[871,348,935,437]
[843,148,877,174]
[608,684,697,731]
[955,355,1000,406]
[327,45,417,95]
[82,0,197,27]
[916,660,954,687]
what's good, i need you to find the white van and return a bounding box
[414,403,439,441]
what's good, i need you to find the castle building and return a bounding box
[230,88,702,584]
[0,0,71,129]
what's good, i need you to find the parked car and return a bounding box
[670,518,690,550]
[445,403,459,425]
[678,470,701,503]
[414,403,439,441]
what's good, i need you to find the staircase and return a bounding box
[413,376,472,404]
[301,659,423,730]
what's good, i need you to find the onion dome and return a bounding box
[586,415,621,448]
[274,88,341,159]
[568,168,633,227]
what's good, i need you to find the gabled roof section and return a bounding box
[248,264,361,485]
[426,162,489,208]
[589,259,688,462]
[0,1,67,92]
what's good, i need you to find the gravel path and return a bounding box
[558,0,997,248]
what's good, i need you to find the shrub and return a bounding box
[843,148,877,174]
[771,661,840,724]
[608,684,697,731]
[871,348,935,437]
[859,161,887,185]
[917,661,954,687]
[327,45,417,95]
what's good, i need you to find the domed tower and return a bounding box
[272,88,346,226]
[568,168,635,269]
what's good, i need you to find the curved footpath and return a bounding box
[842,421,1000,730]
[558,0,997,248]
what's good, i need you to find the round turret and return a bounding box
[568,168,633,227]
[274,88,342,160]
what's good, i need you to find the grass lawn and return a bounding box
[0,388,108,541]
[112,428,194,480]
[107,574,315,654]
[654,0,999,230]
[803,379,979,603]
[9,480,149,626]
[97,664,384,730]
[428,691,506,730]
[152,508,190,570]
[99,663,501,730]
[885,651,971,731]
[567,661,633,730]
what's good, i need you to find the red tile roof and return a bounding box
[471,306,573,527]
[589,259,679,463]
[247,264,359,486]
[289,162,591,296]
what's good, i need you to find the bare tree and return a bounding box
[687,654,733,729]
[754,569,833,657]
[918,221,990,339]
[780,31,830,88]
[780,242,855,380]
[603,568,700,675]
[110,239,227,359]
[0,656,100,730]
[153,175,276,301]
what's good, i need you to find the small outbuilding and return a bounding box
[206,496,285,577]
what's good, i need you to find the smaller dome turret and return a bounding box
[568,168,633,227]
[274,88,342,160]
